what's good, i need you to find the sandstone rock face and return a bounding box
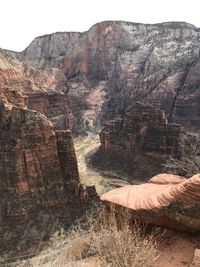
[26,91,75,130]
[101,173,200,232]
[56,130,79,186]
[0,49,34,107]
[90,103,192,180]
[0,102,80,222]
[18,21,200,132]
[19,32,82,68]
[0,49,75,131]
[100,103,184,158]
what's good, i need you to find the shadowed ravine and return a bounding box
[74,133,129,194]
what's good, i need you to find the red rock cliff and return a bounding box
[0,102,80,222]
[90,103,196,181]
[26,91,75,131]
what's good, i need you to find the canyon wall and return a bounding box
[90,103,199,181]
[26,91,75,130]
[17,21,200,132]
[0,49,34,107]
[19,32,82,69]
[0,49,76,131]
[0,50,96,225]
[0,102,80,222]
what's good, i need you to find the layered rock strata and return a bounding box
[26,91,75,130]
[0,49,34,107]
[0,102,80,222]
[101,173,200,232]
[19,32,82,69]
[90,103,192,180]
[0,49,76,131]
[18,21,200,131]
[100,103,184,158]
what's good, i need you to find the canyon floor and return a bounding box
[74,134,130,194]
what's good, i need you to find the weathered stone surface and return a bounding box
[0,102,80,222]
[0,49,76,131]
[56,130,79,186]
[100,103,184,158]
[101,173,200,232]
[19,32,82,69]
[149,173,187,184]
[0,49,34,107]
[26,91,75,131]
[16,21,200,132]
[191,249,200,266]
[90,103,193,180]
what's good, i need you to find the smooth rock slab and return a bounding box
[101,173,200,232]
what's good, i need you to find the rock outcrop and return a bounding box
[0,102,80,222]
[19,32,82,69]
[0,49,34,107]
[101,173,200,232]
[17,21,200,132]
[0,48,76,131]
[90,103,195,180]
[100,103,184,158]
[26,91,75,130]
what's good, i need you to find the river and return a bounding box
[74,134,129,195]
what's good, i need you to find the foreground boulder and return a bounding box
[101,173,200,232]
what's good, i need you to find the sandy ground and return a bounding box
[73,230,198,267]
[153,230,197,267]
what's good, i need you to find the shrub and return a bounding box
[58,208,158,267]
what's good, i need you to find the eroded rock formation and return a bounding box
[0,102,81,222]
[0,48,76,131]
[19,32,82,69]
[0,49,34,107]
[101,173,200,232]
[17,21,200,132]
[26,91,75,130]
[90,103,196,180]
[100,103,184,158]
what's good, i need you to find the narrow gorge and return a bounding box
[0,20,200,266]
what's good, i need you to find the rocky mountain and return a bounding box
[1,20,200,264]
[90,103,200,180]
[0,49,98,261]
[0,49,33,107]
[19,32,82,69]
[0,101,80,222]
[16,21,200,132]
[0,49,95,224]
[0,48,76,132]
[1,20,200,194]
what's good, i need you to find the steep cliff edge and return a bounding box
[0,50,98,261]
[19,32,82,69]
[0,49,76,131]
[17,21,200,132]
[0,49,34,107]
[0,102,81,223]
[90,103,200,181]
[101,173,200,232]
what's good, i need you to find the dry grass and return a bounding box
[58,208,158,267]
